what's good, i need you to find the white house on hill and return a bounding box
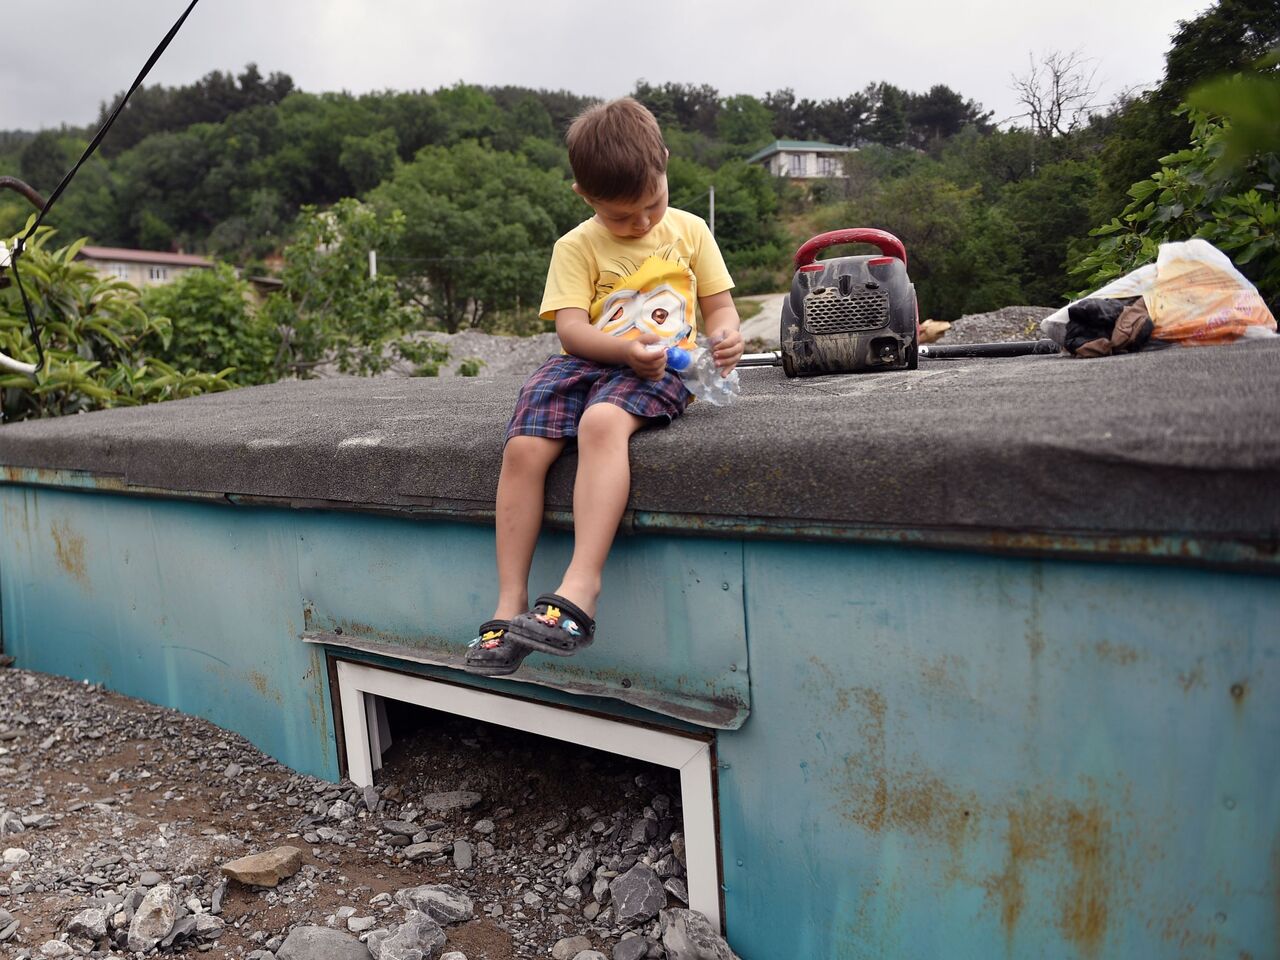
[747,140,857,179]
[76,246,214,287]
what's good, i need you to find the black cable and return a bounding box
[8,0,202,375]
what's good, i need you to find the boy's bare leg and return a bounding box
[553,403,646,618]
[493,435,565,621]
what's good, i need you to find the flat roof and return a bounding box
[2,340,1278,565]
[746,140,858,163]
[77,246,214,268]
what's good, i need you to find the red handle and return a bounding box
[793,228,907,270]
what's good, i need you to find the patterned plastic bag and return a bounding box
[1146,239,1276,345]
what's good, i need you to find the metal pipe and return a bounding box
[919,339,1061,359]
[738,351,782,368]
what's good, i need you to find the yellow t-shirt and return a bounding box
[539,207,734,351]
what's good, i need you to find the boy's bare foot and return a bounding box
[549,575,600,620]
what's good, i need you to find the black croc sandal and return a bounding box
[463,620,531,676]
[506,594,595,656]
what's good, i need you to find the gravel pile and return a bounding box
[0,665,737,960]
[940,306,1057,344]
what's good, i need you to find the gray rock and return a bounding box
[127,883,178,952]
[347,915,376,933]
[660,909,740,960]
[566,848,595,886]
[610,865,666,926]
[476,840,495,858]
[0,919,16,943]
[440,954,468,960]
[573,953,608,960]
[553,936,593,959]
[276,925,370,960]
[381,821,419,836]
[614,936,649,960]
[2,847,30,864]
[194,914,226,938]
[404,840,450,860]
[363,785,379,812]
[583,902,600,921]
[369,911,446,960]
[328,799,356,821]
[592,876,611,904]
[67,907,108,939]
[160,915,198,949]
[419,791,481,814]
[394,884,474,924]
[138,870,163,887]
[210,879,227,915]
[452,840,473,869]
[0,812,23,836]
[472,819,494,835]
[663,878,688,905]
[0,909,13,929]
[38,942,74,959]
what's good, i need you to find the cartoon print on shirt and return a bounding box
[589,253,697,350]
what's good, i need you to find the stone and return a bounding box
[39,942,74,958]
[194,915,225,938]
[593,875,611,904]
[347,915,376,933]
[476,840,495,858]
[368,911,446,960]
[610,864,666,926]
[452,840,473,869]
[563,884,583,906]
[0,919,17,943]
[583,901,600,921]
[328,800,355,821]
[614,936,649,960]
[67,907,108,939]
[363,785,380,811]
[139,870,163,887]
[381,821,419,836]
[566,848,595,886]
[160,915,198,949]
[419,791,481,814]
[573,953,608,960]
[276,925,370,960]
[404,841,450,860]
[553,935,593,959]
[394,884,474,924]
[220,846,304,886]
[660,909,740,960]
[127,883,178,952]
[664,878,688,904]
[472,819,494,834]
[440,953,468,960]
[523,891,544,908]
[2,848,30,864]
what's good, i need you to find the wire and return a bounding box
[7,0,202,376]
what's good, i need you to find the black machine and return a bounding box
[741,228,919,376]
[738,228,1059,375]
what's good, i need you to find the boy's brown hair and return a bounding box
[566,97,668,203]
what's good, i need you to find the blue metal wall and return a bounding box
[2,484,1277,958]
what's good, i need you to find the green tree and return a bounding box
[370,141,583,332]
[339,129,400,194]
[141,263,275,384]
[717,94,774,148]
[0,225,233,422]
[261,198,439,375]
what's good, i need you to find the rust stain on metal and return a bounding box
[1093,640,1140,666]
[1058,803,1111,956]
[248,670,283,706]
[1229,681,1247,705]
[984,801,1054,942]
[1178,661,1206,693]
[50,518,88,586]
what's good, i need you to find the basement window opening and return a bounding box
[333,660,721,929]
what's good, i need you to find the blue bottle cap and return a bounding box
[665,346,692,371]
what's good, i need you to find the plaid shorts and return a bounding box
[506,355,691,443]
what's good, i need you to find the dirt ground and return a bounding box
[0,665,685,959]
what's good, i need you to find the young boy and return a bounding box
[464,97,743,676]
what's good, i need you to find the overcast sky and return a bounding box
[2,0,1212,133]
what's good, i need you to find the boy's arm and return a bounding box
[555,308,667,380]
[699,290,744,375]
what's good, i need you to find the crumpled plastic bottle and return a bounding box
[663,335,741,406]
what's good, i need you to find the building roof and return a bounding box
[746,139,857,163]
[77,246,214,268]
[2,339,1279,568]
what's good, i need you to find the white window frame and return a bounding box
[334,659,723,930]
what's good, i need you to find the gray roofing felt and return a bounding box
[2,339,1279,545]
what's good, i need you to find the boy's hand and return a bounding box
[627,334,668,381]
[710,329,744,376]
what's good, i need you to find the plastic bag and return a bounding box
[1146,239,1276,344]
[1042,239,1276,347]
